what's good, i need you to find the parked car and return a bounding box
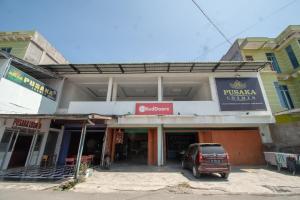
[181,143,230,179]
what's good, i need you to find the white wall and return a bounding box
[58,79,94,113]
[0,78,57,114]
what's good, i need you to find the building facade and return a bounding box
[0,52,275,178]
[222,25,300,151]
[0,31,68,65]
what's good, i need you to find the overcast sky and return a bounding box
[1,0,299,63]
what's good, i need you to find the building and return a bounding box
[0,50,275,179]
[0,31,68,65]
[222,25,300,151]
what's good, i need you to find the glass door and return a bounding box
[0,129,19,170]
[26,132,44,166]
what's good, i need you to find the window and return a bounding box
[200,145,225,154]
[245,55,254,61]
[1,47,12,53]
[285,45,299,69]
[266,53,281,73]
[274,82,294,110]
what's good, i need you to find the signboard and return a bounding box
[135,103,173,115]
[5,65,57,101]
[12,118,42,129]
[215,78,267,111]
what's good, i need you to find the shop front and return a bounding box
[0,118,50,170]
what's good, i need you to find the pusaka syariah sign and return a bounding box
[5,65,57,101]
[135,103,173,115]
[215,78,267,111]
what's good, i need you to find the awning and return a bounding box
[39,61,270,75]
[0,113,112,121]
[0,50,60,79]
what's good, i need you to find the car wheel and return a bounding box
[192,165,200,178]
[221,173,229,179]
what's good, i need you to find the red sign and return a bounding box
[12,118,42,129]
[135,103,173,115]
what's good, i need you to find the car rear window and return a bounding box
[200,145,225,154]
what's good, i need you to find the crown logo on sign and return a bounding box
[229,80,246,89]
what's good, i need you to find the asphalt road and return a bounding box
[0,189,300,200]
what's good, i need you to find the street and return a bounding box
[0,189,300,200]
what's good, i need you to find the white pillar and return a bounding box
[209,76,218,101]
[0,58,11,78]
[158,76,163,101]
[112,81,118,101]
[157,125,163,166]
[106,77,113,102]
[259,125,273,144]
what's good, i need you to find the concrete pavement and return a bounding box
[1,189,300,200]
[72,164,300,195]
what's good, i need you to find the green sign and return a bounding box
[5,65,57,101]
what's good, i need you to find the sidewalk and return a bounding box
[72,164,300,195]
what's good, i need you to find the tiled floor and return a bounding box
[0,165,75,180]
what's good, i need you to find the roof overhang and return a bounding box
[275,108,300,116]
[240,38,277,50]
[0,50,60,79]
[0,113,112,121]
[40,61,270,75]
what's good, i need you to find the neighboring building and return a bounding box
[222,25,300,150]
[0,31,68,65]
[0,50,275,180]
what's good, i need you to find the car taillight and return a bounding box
[226,153,230,160]
[198,153,203,162]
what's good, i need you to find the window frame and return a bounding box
[285,45,299,69]
[266,52,281,73]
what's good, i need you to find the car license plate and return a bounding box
[210,159,221,164]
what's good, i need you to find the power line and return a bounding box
[192,0,298,61]
[191,0,232,45]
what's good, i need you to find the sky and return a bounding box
[0,0,299,63]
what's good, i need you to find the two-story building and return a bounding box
[0,50,275,179]
[222,25,300,151]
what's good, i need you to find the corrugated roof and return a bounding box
[40,61,270,75]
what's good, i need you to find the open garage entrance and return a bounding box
[164,130,198,164]
[106,128,157,165]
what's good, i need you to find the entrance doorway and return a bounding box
[58,126,105,166]
[8,135,33,168]
[114,129,148,165]
[165,132,197,163]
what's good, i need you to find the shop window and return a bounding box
[245,55,254,61]
[285,45,299,69]
[266,53,281,73]
[1,47,12,53]
[274,82,294,110]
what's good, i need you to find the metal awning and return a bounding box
[0,113,112,120]
[0,50,60,79]
[40,61,270,75]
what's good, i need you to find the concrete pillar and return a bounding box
[157,125,163,166]
[74,123,87,179]
[209,76,218,101]
[259,125,273,144]
[158,76,163,101]
[0,58,11,78]
[148,129,154,165]
[112,81,118,101]
[106,77,113,102]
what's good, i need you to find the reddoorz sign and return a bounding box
[135,103,173,115]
